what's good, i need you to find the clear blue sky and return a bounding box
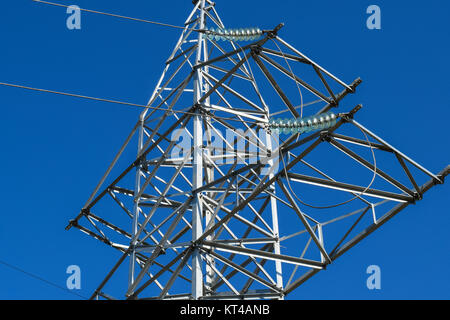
[0,0,448,300]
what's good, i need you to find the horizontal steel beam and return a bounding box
[286,172,413,203]
[202,241,324,269]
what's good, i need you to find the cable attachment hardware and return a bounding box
[267,23,285,38]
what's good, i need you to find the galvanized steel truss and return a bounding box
[67,0,449,300]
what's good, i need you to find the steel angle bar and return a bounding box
[91,246,180,300]
[153,175,187,196]
[127,198,193,296]
[237,193,275,234]
[395,153,422,197]
[333,166,449,260]
[202,253,240,296]
[138,254,192,285]
[258,52,332,104]
[200,291,282,300]
[240,258,271,294]
[195,43,256,70]
[202,195,274,238]
[298,158,372,206]
[108,190,133,218]
[166,43,198,65]
[330,133,390,151]
[204,105,269,154]
[312,65,337,103]
[196,130,326,244]
[328,206,371,258]
[134,144,193,203]
[349,119,442,183]
[110,186,155,200]
[72,223,110,245]
[206,104,267,122]
[158,248,194,299]
[156,46,198,100]
[277,181,331,264]
[207,64,252,81]
[212,238,278,245]
[286,172,413,203]
[202,176,236,233]
[137,203,189,244]
[194,163,262,194]
[96,292,117,300]
[328,137,416,197]
[165,2,201,60]
[202,8,223,31]
[211,243,272,291]
[143,71,194,128]
[259,47,310,64]
[206,40,253,78]
[86,212,133,240]
[141,72,194,126]
[284,268,320,295]
[252,54,300,118]
[199,247,282,293]
[275,36,352,91]
[140,293,192,301]
[136,242,193,252]
[90,249,131,300]
[201,241,324,269]
[130,247,193,299]
[286,231,314,288]
[201,70,264,112]
[201,187,256,193]
[136,196,193,246]
[68,111,194,230]
[206,104,267,115]
[284,166,449,295]
[143,37,195,120]
[85,215,108,240]
[83,121,140,209]
[317,78,362,114]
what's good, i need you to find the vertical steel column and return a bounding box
[266,131,284,297]
[203,37,215,293]
[128,117,145,289]
[192,0,207,300]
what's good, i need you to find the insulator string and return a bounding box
[269,112,338,135]
[204,27,264,42]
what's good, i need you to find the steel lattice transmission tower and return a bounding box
[67,0,448,300]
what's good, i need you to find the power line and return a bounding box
[0,81,193,114]
[33,0,201,32]
[0,81,265,125]
[0,259,88,300]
